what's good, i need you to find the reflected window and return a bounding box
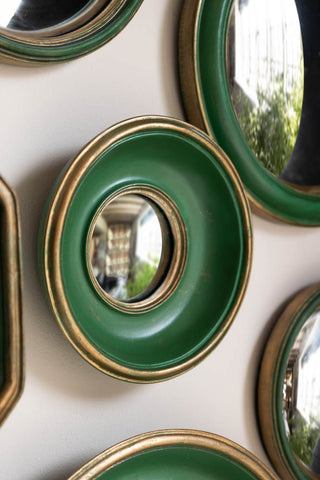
[89,194,172,303]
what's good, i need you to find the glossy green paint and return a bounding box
[189,0,320,224]
[40,121,250,374]
[0,0,143,63]
[93,447,258,480]
[273,287,320,480]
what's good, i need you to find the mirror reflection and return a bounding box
[90,194,171,303]
[0,0,95,32]
[227,0,304,178]
[282,311,320,476]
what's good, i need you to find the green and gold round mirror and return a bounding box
[258,283,320,480]
[68,430,278,480]
[0,0,143,64]
[180,0,320,224]
[39,116,252,383]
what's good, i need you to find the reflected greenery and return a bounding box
[234,66,303,176]
[289,413,320,468]
[127,258,159,299]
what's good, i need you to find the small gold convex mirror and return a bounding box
[89,193,172,303]
[86,184,187,314]
[283,310,320,476]
[227,0,304,179]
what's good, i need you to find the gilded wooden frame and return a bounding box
[68,429,278,480]
[0,176,23,426]
[258,283,320,480]
[39,115,252,383]
[179,0,320,225]
[0,0,143,64]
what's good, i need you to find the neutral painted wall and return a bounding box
[0,1,320,478]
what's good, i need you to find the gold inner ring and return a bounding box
[86,185,188,314]
[0,0,124,41]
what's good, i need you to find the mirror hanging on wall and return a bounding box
[0,0,103,32]
[0,0,143,64]
[283,310,320,476]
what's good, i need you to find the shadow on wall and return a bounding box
[160,0,185,118]
[15,154,139,400]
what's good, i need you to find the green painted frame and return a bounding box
[39,116,252,383]
[179,0,320,225]
[68,430,278,480]
[0,0,143,64]
[0,177,23,426]
[258,283,320,480]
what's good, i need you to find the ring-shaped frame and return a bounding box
[258,283,320,480]
[68,429,278,480]
[179,0,320,225]
[0,177,23,426]
[39,116,252,383]
[0,0,143,64]
[86,184,188,313]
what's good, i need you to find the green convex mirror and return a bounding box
[179,0,320,224]
[39,116,252,383]
[258,283,320,480]
[0,0,143,64]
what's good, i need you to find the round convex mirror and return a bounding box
[0,0,143,64]
[227,0,304,180]
[179,0,320,224]
[283,311,320,477]
[89,193,172,304]
[40,116,252,382]
[258,283,320,480]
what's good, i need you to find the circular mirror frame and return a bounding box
[179,0,320,225]
[258,283,320,480]
[0,0,143,64]
[87,184,187,313]
[68,429,278,480]
[39,115,252,383]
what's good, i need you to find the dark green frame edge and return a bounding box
[179,0,320,225]
[0,0,143,63]
[261,285,320,480]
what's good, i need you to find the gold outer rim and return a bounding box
[258,283,320,480]
[0,176,24,426]
[179,0,317,225]
[0,0,124,44]
[42,115,252,383]
[86,184,188,314]
[68,429,278,480]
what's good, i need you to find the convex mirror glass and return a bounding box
[283,310,320,476]
[227,0,304,179]
[89,194,172,303]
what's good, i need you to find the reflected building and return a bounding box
[90,195,163,302]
